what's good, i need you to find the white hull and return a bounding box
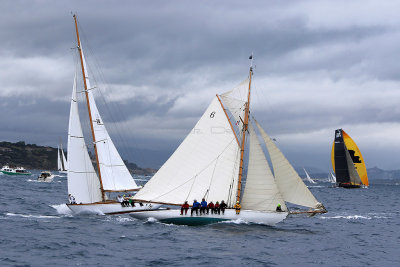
[130,209,288,226]
[67,202,162,215]
[37,175,55,182]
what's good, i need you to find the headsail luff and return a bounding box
[254,119,320,209]
[73,14,105,201]
[134,97,241,207]
[67,70,102,204]
[241,123,287,212]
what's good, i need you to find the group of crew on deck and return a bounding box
[117,195,143,207]
[180,198,242,216]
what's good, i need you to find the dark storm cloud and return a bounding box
[1,0,400,169]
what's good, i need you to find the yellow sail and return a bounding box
[342,130,369,186]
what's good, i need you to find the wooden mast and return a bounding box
[73,14,106,202]
[236,54,253,203]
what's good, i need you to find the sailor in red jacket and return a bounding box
[180,201,190,215]
[207,201,215,214]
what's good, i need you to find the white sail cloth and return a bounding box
[254,119,319,209]
[67,72,102,204]
[81,49,139,192]
[241,123,287,211]
[134,97,241,206]
[57,145,62,171]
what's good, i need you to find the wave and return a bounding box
[320,213,390,220]
[5,212,60,219]
[220,218,250,225]
[307,185,324,188]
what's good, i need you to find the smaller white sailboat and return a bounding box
[327,171,336,184]
[65,15,161,215]
[303,168,316,184]
[57,142,68,174]
[38,171,54,182]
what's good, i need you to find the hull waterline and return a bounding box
[129,209,288,226]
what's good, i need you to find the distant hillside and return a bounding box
[0,141,156,175]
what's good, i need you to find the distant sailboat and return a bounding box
[327,171,336,184]
[331,129,369,188]
[130,55,326,225]
[57,142,68,174]
[66,15,161,214]
[303,168,316,184]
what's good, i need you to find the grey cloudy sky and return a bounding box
[1,0,400,170]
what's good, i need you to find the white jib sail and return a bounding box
[303,168,316,184]
[67,71,102,204]
[81,48,139,191]
[134,97,241,206]
[57,145,62,171]
[241,123,287,212]
[254,119,319,209]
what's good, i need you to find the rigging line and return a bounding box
[203,155,220,200]
[185,175,197,202]
[148,137,237,202]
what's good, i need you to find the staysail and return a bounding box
[241,123,287,212]
[67,71,102,203]
[134,97,241,207]
[80,48,140,192]
[254,119,319,208]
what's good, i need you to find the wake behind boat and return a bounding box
[65,15,160,215]
[130,55,326,226]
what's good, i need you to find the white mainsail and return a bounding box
[80,48,139,192]
[303,168,316,184]
[61,145,67,170]
[134,97,241,207]
[67,72,102,204]
[254,119,319,209]
[58,143,68,171]
[241,123,287,212]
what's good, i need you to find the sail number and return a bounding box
[210,111,216,118]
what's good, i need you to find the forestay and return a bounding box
[81,48,139,192]
[67,72,102,203]
[254,119,319,209]
[134,97,241,206]
[241,123,287,212]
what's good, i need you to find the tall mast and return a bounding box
[236,53,253,203]
[73,14,106,202]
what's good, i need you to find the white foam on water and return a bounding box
[220,218,250,225]
[307,185,324,188]
[145,217,158,223]
[50,204,73,215]
[5,212,60,219]
[320,214,389,220]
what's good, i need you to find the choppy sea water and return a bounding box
[0,171,399,266]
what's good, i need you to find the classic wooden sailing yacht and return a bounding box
[66,15,161,214]
[331,129,369,188]
[130,55,326,225]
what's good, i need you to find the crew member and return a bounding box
[276,203,282,212]
[181,201,189,215]
[68,194,76,204]
[214,201,220,214]
[234,201,241,215]
[220,200,227,215]
[191,199,200,216]
[207,201,215,214]
[200,198,207,215]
